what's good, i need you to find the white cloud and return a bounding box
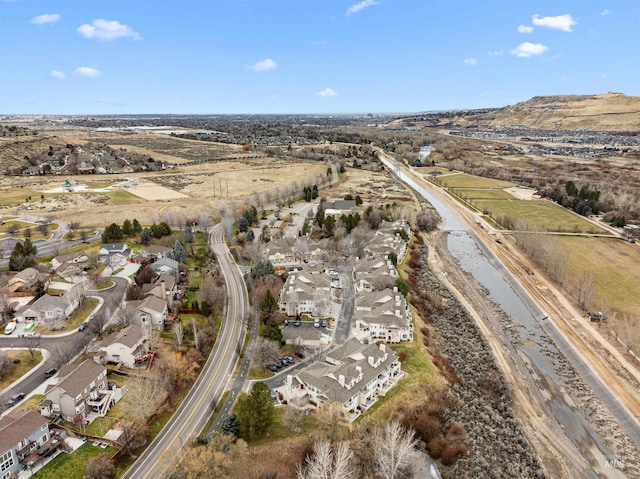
[30,14,60,25]
[464,58,476,66]
[600,9,612,16]
[50,70,65,79]
[518,24,534,33]
[510,42,548,58]
[316,87,337,97]
[73,67,101,78]
[249,59,277,72]
[488,50,504,56]
[532,14,576,32]
[77,19,141,41]
[346,0,380,16]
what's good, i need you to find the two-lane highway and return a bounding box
[123,224,249,479]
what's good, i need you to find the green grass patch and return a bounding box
[31,442,117,479]
[557,236,640,319]
[455,188,514,200]
[187,269,202,288]
[440,173,513,189]
[109,189,145,204]
[179,313,207,329]
[111,267,124,275]
[475,198,609,234]
[47,288,66,296]
[247,367,274,380]
[0,350,44,389]
[96,279,115,289]
[0,189,54,205]
[17,394,46,412]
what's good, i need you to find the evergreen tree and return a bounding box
[22,238,37,256]
[252,260,275,278]
[245,229,255,243]
[324,216,336,236]
[102,223,124,243]
[260,290,278,323]
[173,240,187,263]
[132,218,143,234]
[122,219,134,236]
[184,227,194,244]
[236,382,274,441]
[140,228,153,245]
[262,320,283,344]
[219,412,240,437]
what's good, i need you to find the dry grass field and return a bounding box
[0,157,328,226]
[558,236,640,319]
[439,173,513,189]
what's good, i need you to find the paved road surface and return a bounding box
[122,224,249,479]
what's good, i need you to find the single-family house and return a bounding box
[352,288,412,343]
[51,252,88,279]
[14,287,84,325]
[41,360,111,421]
[7,268,50,294]
[149,257,179,280]
[96,324,149,368]
[98,243,132,267]
[0,410,51,478]
[128,295,168,331]
[277,338,403,422]
[263,237,296,265]
[141,274,177,304]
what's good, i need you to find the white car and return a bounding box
[25,332,41,339]
[4,322,16,335]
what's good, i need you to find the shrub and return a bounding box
[441,443,468,466]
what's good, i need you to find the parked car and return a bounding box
[78,322,89,331]
[294,318,301,327]
[6,392,26,407]
[44,368,58,378]
[295,351,305,359]
[281,357,292,366]
[267,365,279,372]
[314,319,320,328]
[321,320,327,328]
[25,332,41,339]
[4,322,16,335]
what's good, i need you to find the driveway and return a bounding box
[105,262,140,280]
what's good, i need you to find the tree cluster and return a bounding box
[9,238,37,271]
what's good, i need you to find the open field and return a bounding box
[0,158,327,226]
[124,181,190,201]
[0,189,55,205]
[558,236,640,318]
[438,173,513,189]
[475,198,609,234]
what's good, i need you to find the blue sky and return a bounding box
[1,0,638,114]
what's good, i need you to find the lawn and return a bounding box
[36,298,100,334]
[0,350,44,389]
[439,173,513,189]
[95,279,115,289]
[31,443,117,479]
[455,188,515,200]
[109,190,144,204]
[558,236,640,319]
[475,198,609,234]
[17,394,46,413]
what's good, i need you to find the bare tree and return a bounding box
[373,420,418,479]
[616,314,640,354]
[50,344,75,367]
[191,320,199,353]
[119,422,149,458]
[297,441,357,479]
[89,310,110,339]
[122,373,166,423]
[22,335,41,361]
[0,350,12,378]
[196,212,212,233]
[415,208,440,232]
[85,453,115,479]
[198,275,226,318]
[575,271,596,310]
[173,322,184,350]
[246,337,281,369]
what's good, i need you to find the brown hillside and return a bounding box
[455,92,640,131]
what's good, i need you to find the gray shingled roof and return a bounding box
[49,359,105,398]
[101,324,146,349]
[0,410,48,453]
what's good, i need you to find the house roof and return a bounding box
[49,359,105,398]
[17,293,67,316]
[53,252,86,265]
[101,324,146,349]
[297,338,397,404]
[151,257,179,270]
[0,410,48,453]
[130,295,167,314]
[10,267,45,282]
[100,243,127,253]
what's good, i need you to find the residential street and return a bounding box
[122,224,249,479]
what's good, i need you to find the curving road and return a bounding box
[0,277,128,401]
[122,223,249,479]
